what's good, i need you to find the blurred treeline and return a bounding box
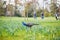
[0,0,60,17]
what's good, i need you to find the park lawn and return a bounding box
[0,17,60,40]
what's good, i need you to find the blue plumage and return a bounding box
[22,22,26,25]
[22,22,39,27]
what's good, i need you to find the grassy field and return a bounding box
[0,17,60,40]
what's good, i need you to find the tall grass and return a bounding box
[0,17,60,40]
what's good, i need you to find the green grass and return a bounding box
[0,17,60,40]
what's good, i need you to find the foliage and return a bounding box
[36,9,43,17]
[25,2,33,17]
[0,2,5,16]
[15,10,22,17]
[50,3,58,16]
[44,10,52,17]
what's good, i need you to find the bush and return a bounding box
[44,11,52,17]
[15,12,22,17]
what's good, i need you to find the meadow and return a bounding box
[0,17,60,40]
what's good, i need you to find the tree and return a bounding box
[50,0,58,16]
[0,1,5,16]
[25,2,34,17]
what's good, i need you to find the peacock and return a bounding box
[22,22,39,28]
